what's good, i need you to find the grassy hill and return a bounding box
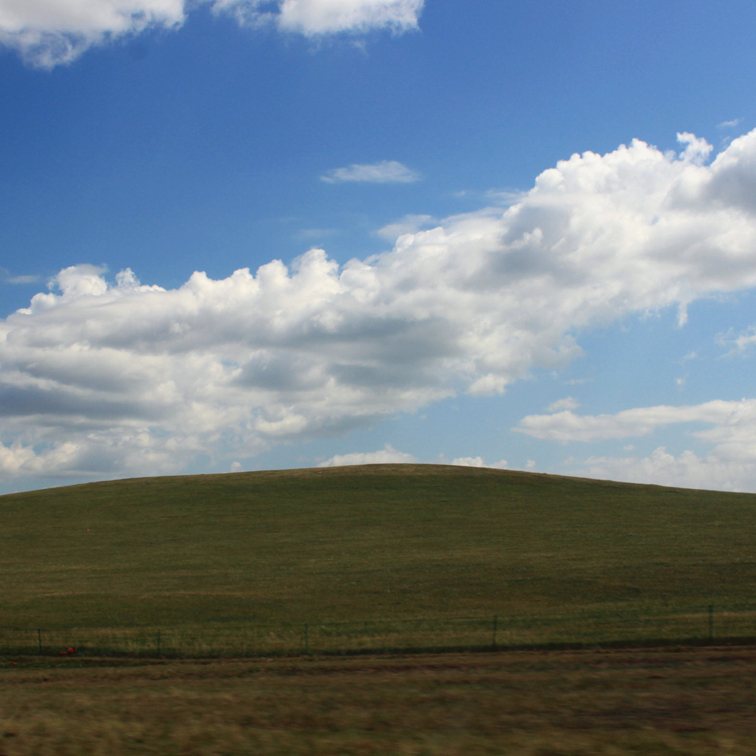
[2,463,756,636]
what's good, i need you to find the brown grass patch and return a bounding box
[1,644,756,754]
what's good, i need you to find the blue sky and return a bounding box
[3,0,756,493]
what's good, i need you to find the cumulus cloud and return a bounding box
[317,444,417,467]
[0,0,423,67]
[321,160,421,184]
[7,130,756,484]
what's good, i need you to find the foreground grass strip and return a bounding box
[2,646,756,755]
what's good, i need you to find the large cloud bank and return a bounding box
[5,130,756,484]
[0,0,423,67]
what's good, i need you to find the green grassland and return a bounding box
[3,464,756,755]
[2,463,756,651]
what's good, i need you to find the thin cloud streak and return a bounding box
[515,401,745,443]
[321,160,421,184]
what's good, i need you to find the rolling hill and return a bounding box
[2,464,755,634]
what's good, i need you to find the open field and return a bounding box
[2,645,756,755]
[3,465,756,753]
[2,464,756,651]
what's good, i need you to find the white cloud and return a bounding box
[718,119,742,129]
[321,160,420,184]
[0,0,186,67]
[521,398,756,492]
[216,0,423,36]
[451,456,507,469]
[515,400,754,443]
[6,130,756,484]
[0,0,423,67]
[546,397,578,413]
[451,456,485,467]
[318,443,417,467]
[576,447,756,493]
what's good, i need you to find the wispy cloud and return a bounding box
[546,397,579,413]
[321,160,421,184]
[295,228,340,240]
[515,400,744,443]
[718,118,742,129]
[719,325,756,354]
[375,214,435,240]
[0,268,41,285]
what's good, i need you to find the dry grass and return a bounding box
[1,645,756,755]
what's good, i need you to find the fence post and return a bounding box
[708,605,714,641]
[304,623,309,654]
[37,627,42,655]
[492,616,498,649]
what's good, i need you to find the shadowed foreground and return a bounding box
[2,645,756,755]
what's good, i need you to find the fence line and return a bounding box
[2,604,755,659]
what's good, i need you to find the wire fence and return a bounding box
[2,604,756,659]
